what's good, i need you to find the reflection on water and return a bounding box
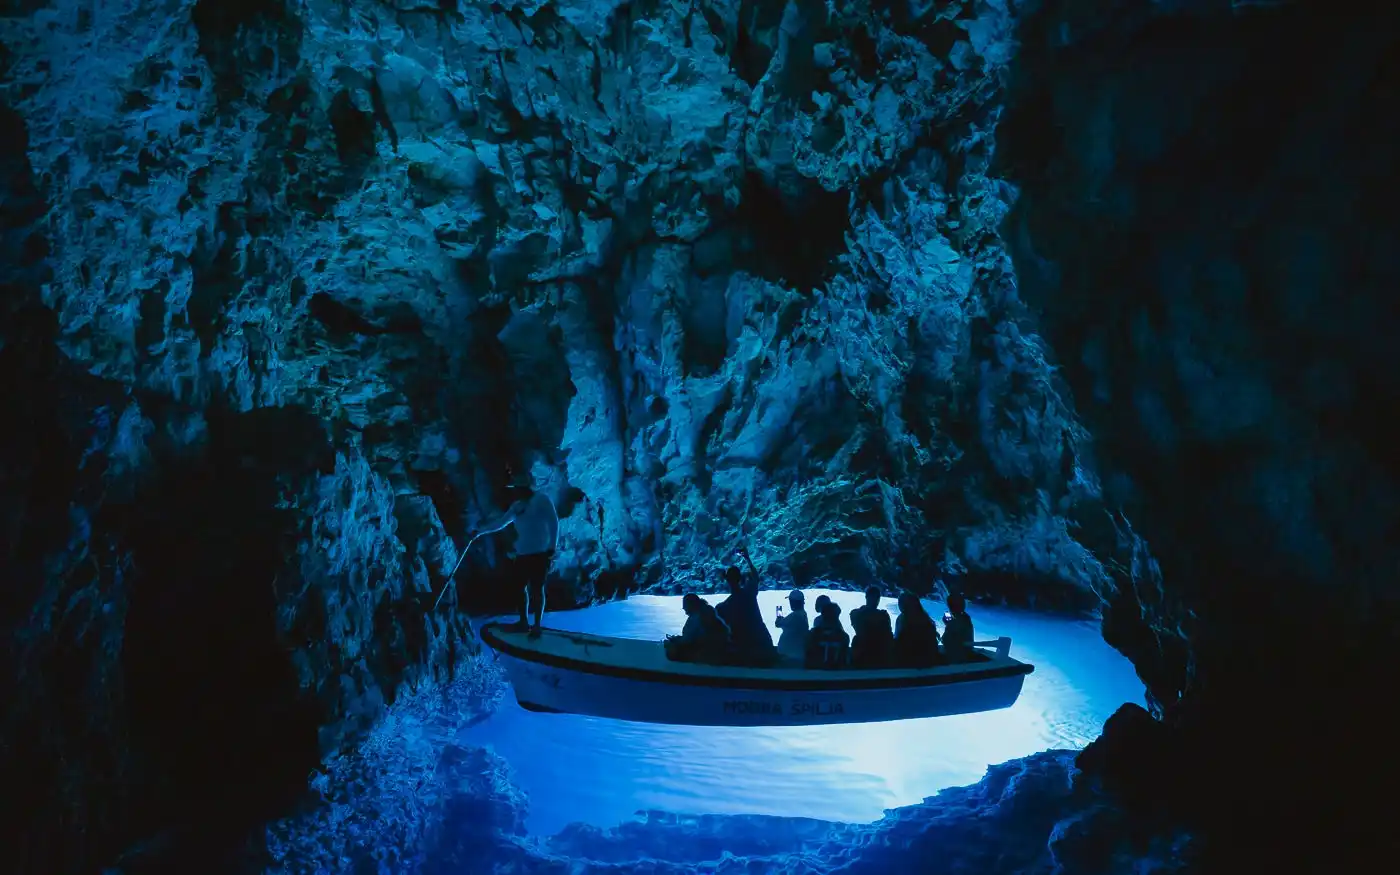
[459,590,1144,835]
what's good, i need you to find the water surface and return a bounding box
[460,590,1144,835]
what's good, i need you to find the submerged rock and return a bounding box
[273,741,1191,875]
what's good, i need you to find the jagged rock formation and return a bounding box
[4,0,1395,871]
[2,1,1119,869]
[2,0,1108,606]
[999,0,1400,870]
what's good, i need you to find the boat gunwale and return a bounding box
[481,622,1035,692]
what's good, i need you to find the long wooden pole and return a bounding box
[433,534,478,612]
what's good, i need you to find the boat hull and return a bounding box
[494,649,1029,727]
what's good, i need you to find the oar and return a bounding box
[433,533,479,612]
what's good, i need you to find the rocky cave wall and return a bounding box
[0,0,1134,870]
[6,0,1397,871]
[998,0,1400,870]
[3,0,1118,608]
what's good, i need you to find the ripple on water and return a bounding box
[458,590,1145,835]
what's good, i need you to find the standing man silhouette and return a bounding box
[468,467,559,638]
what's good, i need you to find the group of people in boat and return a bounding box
[452,476,978,669]
[664,547,976,669]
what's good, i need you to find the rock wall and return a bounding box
[1,0,1128,870]
[1,77,475,875]
[2,0,1113,604]
[20,0,1394,871]
[999,0,1400,869]
[13,0,1397,870]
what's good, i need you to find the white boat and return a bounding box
[481,623,1035,727]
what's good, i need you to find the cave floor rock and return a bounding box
[271,735,1190,875]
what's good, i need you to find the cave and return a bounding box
[191,0,301,103]
[724,170,853,295]
[116,406,330,862]
[2,0,1396,873]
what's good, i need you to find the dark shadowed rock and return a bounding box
[1000,0,1400,869]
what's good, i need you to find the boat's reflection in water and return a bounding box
[459,590,1145,835]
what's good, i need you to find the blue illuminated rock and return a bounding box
[0,0,1110,613]
[271,738,1190,874]
[0,0,1121,869]
[7,0,1393,871]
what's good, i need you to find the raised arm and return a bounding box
[738,545,758,576]
[739,546,763,596]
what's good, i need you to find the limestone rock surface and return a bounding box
[13,0,1395,871]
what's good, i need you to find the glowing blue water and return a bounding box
[459,590,1144,836]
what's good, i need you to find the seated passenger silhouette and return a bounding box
[849,585,894,668]
[774,589,809,663]
[893,591,942,668]
[805,599,850,669]
[941,593,975,663]
[812,593,832,616]
[666,593,730,663]
[715,545,776,665]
